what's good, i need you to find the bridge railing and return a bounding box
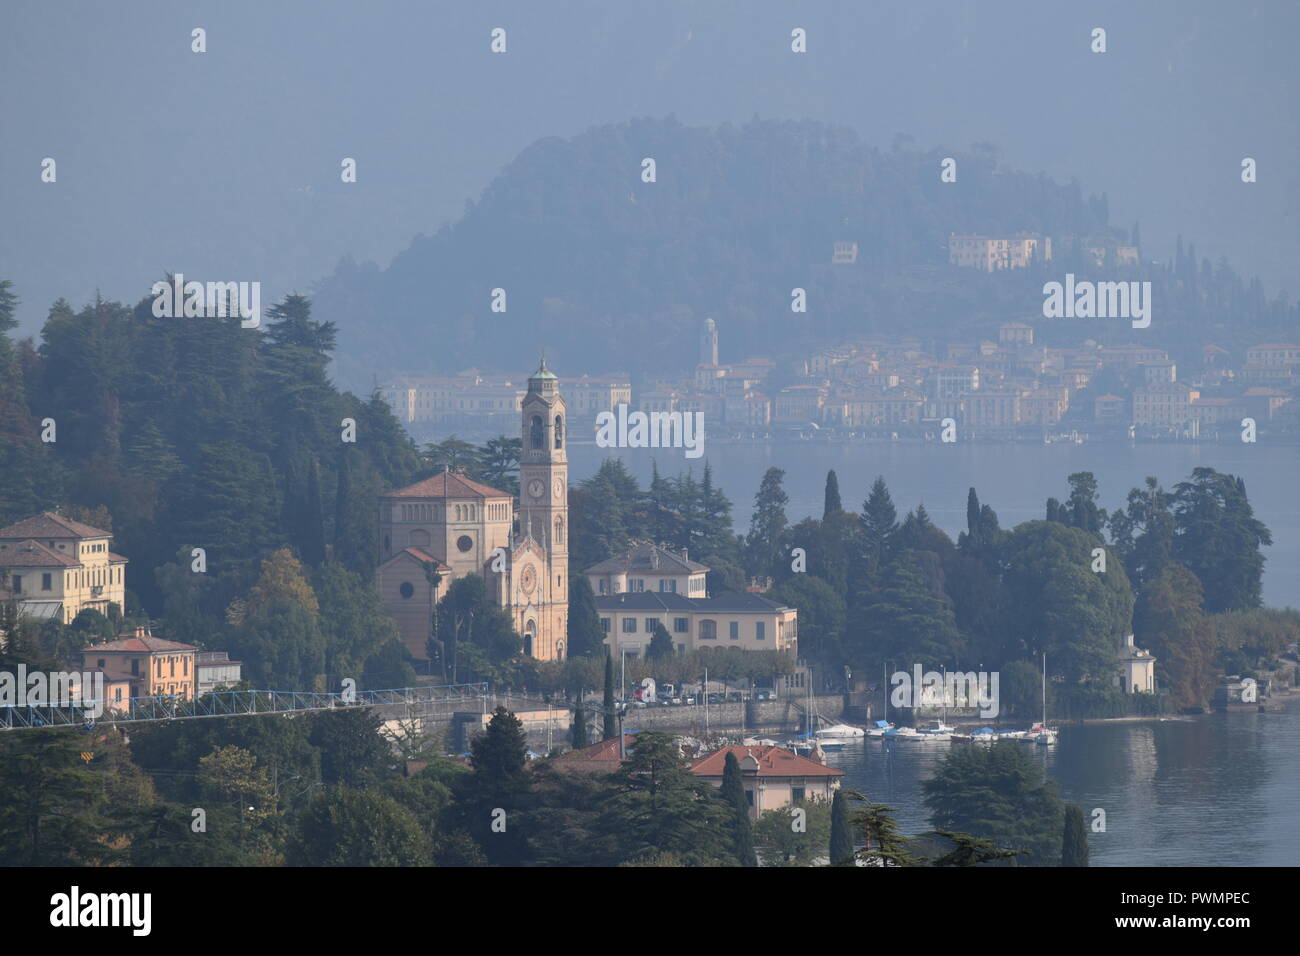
[0,683,490,731]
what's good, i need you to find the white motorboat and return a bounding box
[884,725,923,740]
[815,723,866,747]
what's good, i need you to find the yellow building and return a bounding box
[596,590,798,658]
[0,513,128,623]
[376,360,570,661]
[82,627,198,700]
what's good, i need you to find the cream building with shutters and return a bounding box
[0,513,128,624]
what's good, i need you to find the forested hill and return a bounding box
[314,117,1296,388]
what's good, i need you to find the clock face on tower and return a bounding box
[520,564,537,594]
[553,478,565,501]
[528,479,545,500]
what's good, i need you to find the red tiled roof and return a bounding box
[108,552,129,563]
[82,635,198,654]
[384,471,512,500]
[691,745,844,779]
[402,547,443,564]
[553,734,638,767]
[0,512,111,540]
[0,539,81,568]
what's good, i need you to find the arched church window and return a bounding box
[554,415,564,449]
[554,516,564,546]
[530,415,544,449]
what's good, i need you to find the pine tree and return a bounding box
[859,476,898,575]
[823,470,843,520]
[720,751,757,866]
[745,467,788,581]
[1061,803,1090,866]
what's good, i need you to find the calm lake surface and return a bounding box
[821,702,1300,867]
[570,440,1300,608]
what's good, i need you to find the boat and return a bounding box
[883,725,923,740]
[916,719,957,738]
[1027,723,1058,746]
[1033,652,1059,745]
[865,719,895,739]
[814,723,866,748]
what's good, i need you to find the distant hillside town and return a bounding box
[380,317,1297,441]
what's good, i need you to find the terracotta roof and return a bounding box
[0,539,81,568]
[108,552,129,563]
[379,547,448,571]
[402,546,443,564]
[384,471,512,500]
[82,635,198,654]
[691,745,844,779]
[553,734,638,770]
[0,512,111,541]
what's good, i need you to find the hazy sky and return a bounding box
[3,0,1296,338]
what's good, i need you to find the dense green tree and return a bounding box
[433,574,522,683]
[308,709,394,787]
[859,476,899,579]
[829,788,855,865]
[754,799,832,866]
[458,707,533,864]
[922,742,1065,866]
[855,550,962,671]
[1061,803,1090,867]
[770,574,845,666]
[822,470,843,520]
[598,731,736,866]
[647,621,675,661]
[1134,563,1217,708]
[745,467,789,581]
[997,521,1134,682]
[567,575,605,659]
[0,729,106,865]
[602,650,617,740]
[287,787,431,866]
[720,751,758,866]
[1172,468,1271,612]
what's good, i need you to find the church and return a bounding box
[376,360,569,662]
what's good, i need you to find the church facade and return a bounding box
[376,361,569,662]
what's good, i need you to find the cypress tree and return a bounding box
[829,788,854,865]
[571,700,588,749]
[720,751,757,866]
[602,650,616,740]
[1061,803,1090,866]
[302,455,326,566]
[823,470,842,520]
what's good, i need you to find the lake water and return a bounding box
[569,440,1300,608]
[820,702,1300,867]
